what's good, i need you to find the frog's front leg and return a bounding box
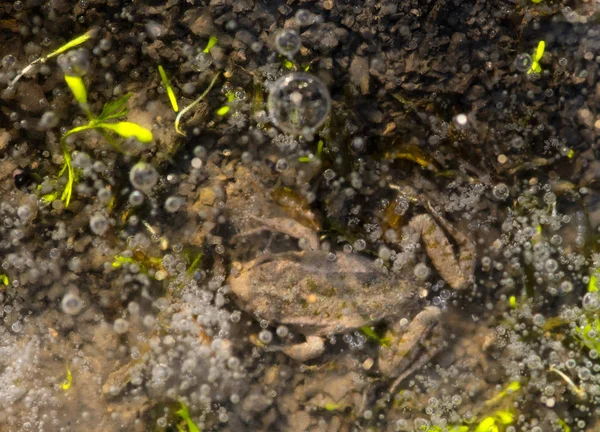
[408,201,475,290]
[378,306,443,393]
[282,335,326,362]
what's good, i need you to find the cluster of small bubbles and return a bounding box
[275,29,301,58]
[130,161,158,191]
[61,292,84,315]
[514,53,533,72]
[89,213,109,236]
[267,72,331,136]
[57,48,90,76]
[164,196,184,213]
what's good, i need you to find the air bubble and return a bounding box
[514,53,533,72]
[130,161,158,191]
[62,292,84,315]
[267,73,331,136]
[275,29,301,58]
[492,183,509,200]
[583,291,600,311]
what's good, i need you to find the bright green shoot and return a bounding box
[55,75,153,206]
[10,30,93,87]
[158,65,179,113]
[61,364,73,391]
[360,326,391,347]
[0,274,9,286]
[527,40,545,75]
[203,36,218,54]
[176,401,201,432]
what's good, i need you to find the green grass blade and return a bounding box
[46,31,93,60]
[158,65,179,113]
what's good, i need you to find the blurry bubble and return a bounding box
[129,190,145,206]
[57,48,90,77]
[514,53,533,72]
[190,52,212,72]
[353,239,366,251]
[113,318,129,334]
[130,161,158,191]
[276,325,289,338]
[17,204,35,222]
[62,292,84,315]
[414,263,431,280]
[164,196,184,213]
[275,158,289,172]
[90,213,109,235]
[492,183,510,200]
[583,291,600,311]
[275,29,301,58]
[295,9,313,26]
[2,54,16,69]
[454,113,468,126]
[145,21,166,40]
[258,329,273,344]
[38,111,59,129]
[267,72,331,136]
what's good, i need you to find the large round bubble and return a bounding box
[267,73,331,136]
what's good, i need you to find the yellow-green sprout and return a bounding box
[10,30,93,87]
[360,326,391,347]
[203,36,218,54]
[61,364,72,391]
[588,268,599,292]
[485,381,521,406]
[528,40,545,75]
[176,401,200,432]
[0,274,9,286]
[56,77,153,206]
[216,105,230,116]
[158,65,179,112]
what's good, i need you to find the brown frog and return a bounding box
[226,166,475,390]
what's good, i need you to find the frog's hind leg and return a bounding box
[282,335,325,362]
[408,201,475,290]
[232,215,320,251]
[378,306,444,395]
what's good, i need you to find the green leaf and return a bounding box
[533,40,545,62]
[158,65,179,113]
[216,105,230,116]
[176,401,201,432]
[0,274,9,286]
[474,417,496,432]
[495,411,513,424]
[98,122,153,143]
[64,75,88,105]
[61,364,73,390]
[46,31,93,60]
[203,36,218,54]
[98,93,132,121]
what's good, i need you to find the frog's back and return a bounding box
[230,251,421,336]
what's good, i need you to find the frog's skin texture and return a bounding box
[226,167,475,388]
